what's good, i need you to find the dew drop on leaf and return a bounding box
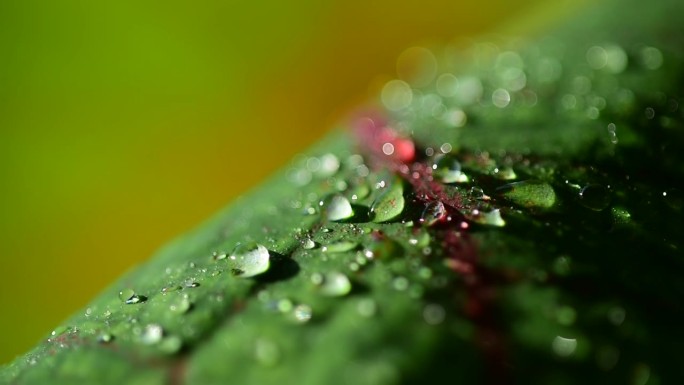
[370,180,405,222]
[119,289,147,305]
[323,241,358,253]
[323,194,354,222]
[293,304,313,323]
[141,324,164,345]
[420,201,447,226]
[318,272,352,297]
[227,242,270,278]
[432,154,469,183]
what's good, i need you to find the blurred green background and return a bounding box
[0,0,584,363]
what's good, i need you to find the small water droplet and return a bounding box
[579,184,611,211]
[98,333,114,344]
[552,336,577,357]
[293,304,313,323]
[432,154,469,183]
[301,237,316,250]
[317,153,340,177]
[497,180,556,209]
[323,241,359,253]
[493,166,517,180]
[119,289,147,305]
[141,324,164,345]
[183,280,200,288]
[370,180,405,223]
[357,298,377,318]
[317,272,352,297]
[420,201,447,226]
[323,194,354,222]
[227,242,270,278]
[161,285,182,294]
[169,295,192,315]
[392,276,409,291]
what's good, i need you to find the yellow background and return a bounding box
[0,0,578,363]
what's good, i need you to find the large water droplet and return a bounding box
[371,180,405,223]
[552,336,578,357]
[169,295,192,315]
[318,272,352,297]
[293,304,313,323]
[420,201,447,226]
[468,209,506,227]
[323,194,354,222]
[141,324,164,345]
[497,180,556,209]
[323,241,358,253]
[432,154,469,183]
[579,184,611,211]
[227,242,270,278]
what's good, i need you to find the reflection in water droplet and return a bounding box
[293,304,312,323]
[420,201,447,226]
[141,324,164,345]
[552,336,577,357]
[579,184,611,211]
[318,272,352,297]
[227,242,270,278]
[323,194,354,222]
[432,154,469,183]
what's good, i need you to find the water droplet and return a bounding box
[323,241,358,253]
[640,46,663,70]
[183,280,200,288]
[141,324,164,345]
[161,285,182,294]
[420,201,447,226]
[579,184,611,211]
[227,242,270,278]
[552,336,577,357]
[497,180,556,209]
[492,88,511,108]
[169,295,192,315]
[370,180,405,223]
[323,194,354,222]
[432,154,468,183]
[493,166,517,180]
[293,304,312,323]
[443,108,467,127]
[317,153,340,177]
[611,207,632,225]
[468,209,506,227]
[301,237,316,250]
[423,304,446,325]
[392,276,409,291]
[98,333,114,344]
[119,289,147,305]
[317,272,352,297]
